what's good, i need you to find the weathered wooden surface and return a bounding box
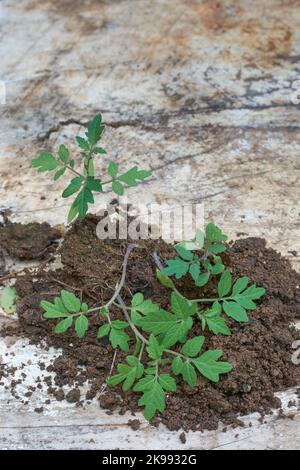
[0,334,299,450]
[1,0,300,450]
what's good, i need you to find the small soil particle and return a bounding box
[179,432,186,444]
[65,389,80,403]
[34,407,44,413]
[99,392,121,410]
[128,419,141,431]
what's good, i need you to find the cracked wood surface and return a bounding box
[0,0,300,450]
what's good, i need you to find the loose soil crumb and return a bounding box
[2,215,300,432]
[34,406,44,414]
[128,419,141,431]
[0,220,61,260]
[65,388,80,403]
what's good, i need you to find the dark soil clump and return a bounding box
[0,220,61,260]
[2,215,300,432]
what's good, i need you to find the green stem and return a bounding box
[164,348,187,360]
[59,161,84,179]
[138,342,145,362]
[101,178,113,186]
[190,296,230,303]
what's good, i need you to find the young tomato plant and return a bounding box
[40,225,266,421]
[31,114,151,222]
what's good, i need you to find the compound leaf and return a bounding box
[32,152,58,172]
[193,350,233,382]
[75,314,89,338]
[160,258,189,279]
[61,290,81,313]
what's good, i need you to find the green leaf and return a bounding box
[97,323,110,338]
[136,294,197,351]
[58,144,69,163]
[132,293,144,307]
[109,327,130,352]
[208,244,226,254]
[158,374,176,392]
[230,283,265,310]
[99,307,109,317]
[138,380,165,421]
[175,245,194,261]
[218,270,232,297]
[203,301,231,335]
[210,263,225,275]
[61,290,81,313]
[172,356,183,375]
[55,316,73,333]
[146,335,163,360]
[67,202,79,224]
[0,287,18,314]
[118,166,152,186]
[86,176,102,192]
[223,301,249,323]
[206,314,231,336]
[112,180,124,196]
[107,356,144,392]
[182,362,197,387]
[239,285,265,301]
[53,167,66,181]
[195,272,210,287]
[62,176,83,198]
[93,147,107,154]
[162,317,193,348]
[232,276,249,295]
[75,314,89,338]
[182,336,205,357]
[193,350,233,382]
[76,136,89,150]
[179,241,199,251]
[171,292,197,318]
[205,223,228,243]
[131,293,160,317]
[111,320,129,330]
[189,263,200,282]
[108,161,118,178]
[41,297,69,318]
[156,269,174,289]
[160,258,189,279]
[133,375,155,392]
[86,114,104,145]
[32,152,58,172]
[73,187,94,219]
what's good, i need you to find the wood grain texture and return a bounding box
[0,0,300,449]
